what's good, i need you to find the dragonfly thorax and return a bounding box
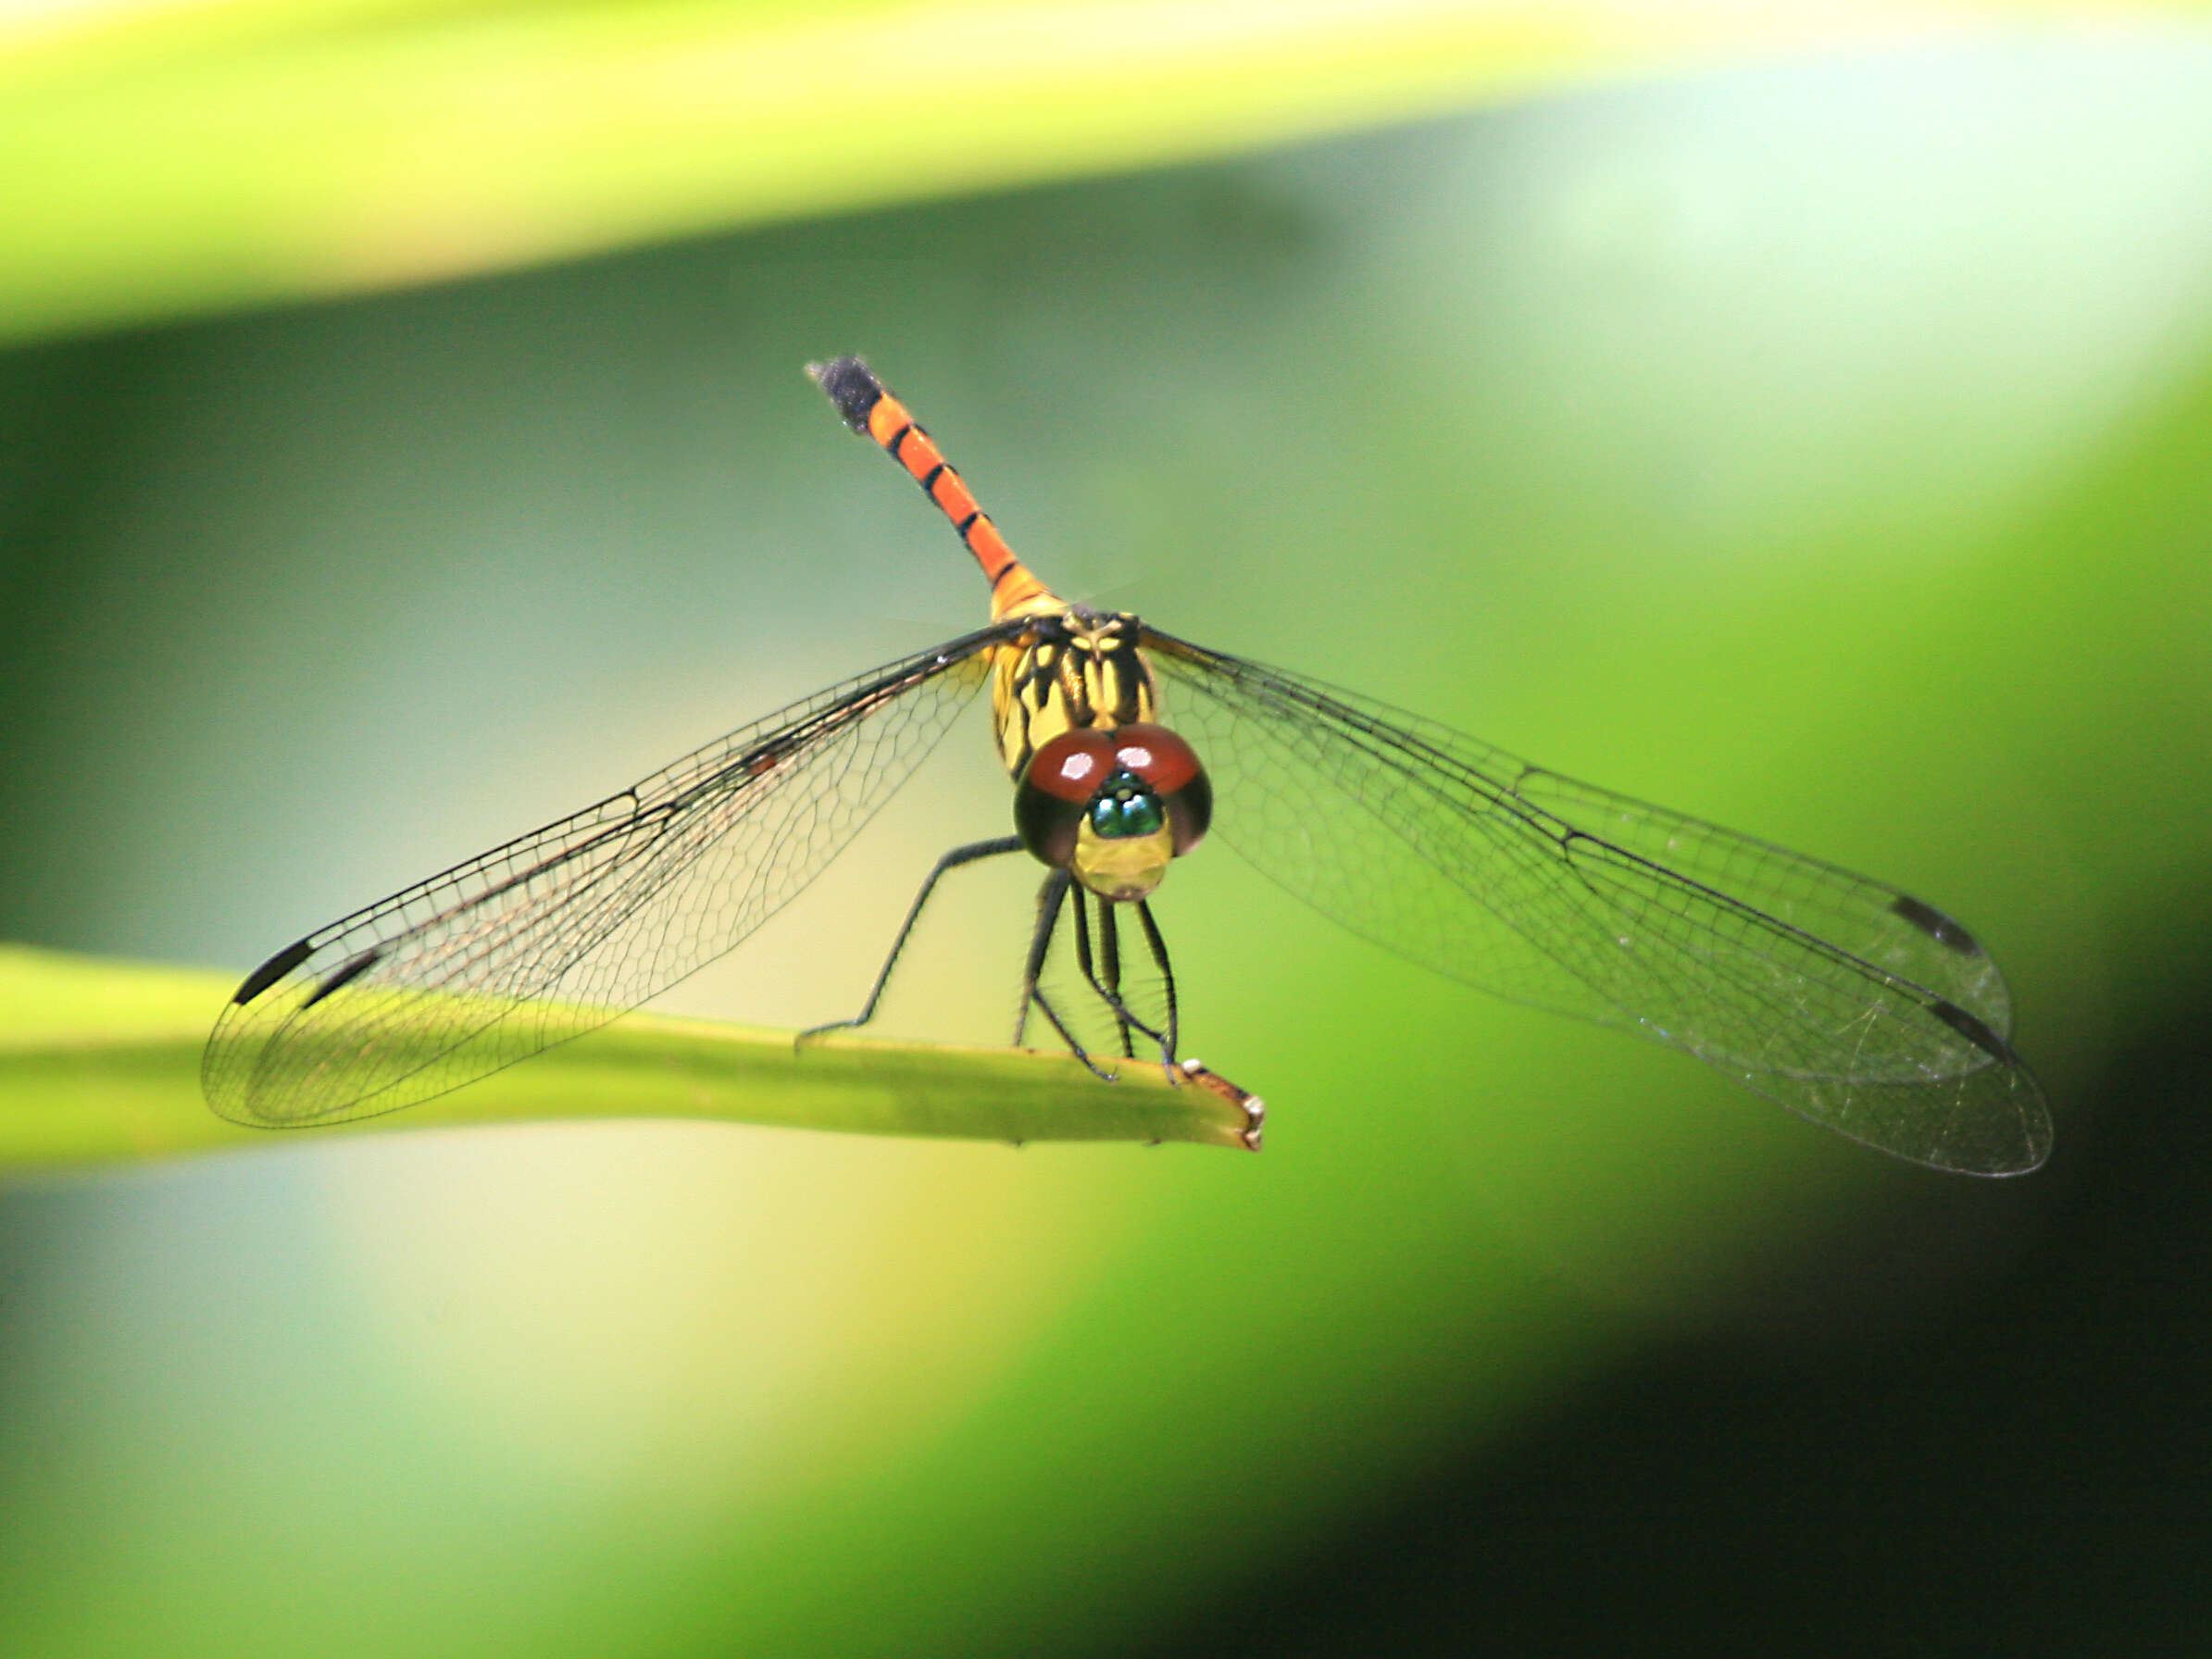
[1014,725,1212,901]
[991,607,1156,780]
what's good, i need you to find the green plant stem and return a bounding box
[0,944,1260,1172]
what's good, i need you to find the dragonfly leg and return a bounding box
[1020,871,1118,1082]
[1062,890,1180,1066]
[799,834,1023,1046]
[1134,899,1181,1081]
[1095,898,1136,1059]
[1068,888,1138,1060]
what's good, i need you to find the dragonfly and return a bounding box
[204,356,2051,1175]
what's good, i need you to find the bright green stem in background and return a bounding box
[6,0,2207,344]
[0,945,1259,1171]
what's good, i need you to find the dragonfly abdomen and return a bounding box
[807,356,1054,621]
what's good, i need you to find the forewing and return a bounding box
[204,628,1009,1128]
[1511,769,2013,1035]
[1144,630,2050,1175]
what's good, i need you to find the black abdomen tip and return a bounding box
[806,356,883,434]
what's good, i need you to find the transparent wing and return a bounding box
[203,626,1014,1128]
[1144,630,2051,1175]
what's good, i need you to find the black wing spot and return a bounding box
[302,947,382,1009]
[1890,893,1982,956]
[234,937,314,1004]
[806,356,883,433]
[1928,997,2010,1063]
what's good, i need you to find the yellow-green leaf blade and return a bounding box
[0,944,1260,1171]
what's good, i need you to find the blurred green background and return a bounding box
[5,6,2212,1654]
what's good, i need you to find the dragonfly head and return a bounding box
[1015,724,1212,901]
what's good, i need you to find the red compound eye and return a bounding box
[1118,723,1212,856]
[1111,724,1204,795]
[1014,725,1212,868]
[1015,730,1118,867]
[1025,730,1118,804]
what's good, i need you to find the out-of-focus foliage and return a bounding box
[3,0,2206,342]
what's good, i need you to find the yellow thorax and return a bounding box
[990,602,1159,782]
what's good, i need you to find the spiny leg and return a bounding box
[1096,897,1136,1059]
[1062,884,1176,1064]
[799,835,1023,1045]
[1020,871,1118,1082]
[1013,867,1067,1050]
[1135,899,1181,1079]
[1066,887,1137,1061]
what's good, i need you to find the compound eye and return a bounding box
[1015,730,1118,867]
[1112,723,1211,854]
[1026,730,1118,802]
[1111,724,1202,793]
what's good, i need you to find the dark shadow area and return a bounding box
[1134,892,2212,1658]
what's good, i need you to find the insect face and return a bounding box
[1014,724,1212,900]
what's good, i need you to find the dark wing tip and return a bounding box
[806,356,883,434]
[233,936,314,1004]
[1926,995,2012,1064]
[1890,892,1983,957]
[300,946,382,1010]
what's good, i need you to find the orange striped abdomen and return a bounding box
[808,356,1056,622]
[808,357,1157,777]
